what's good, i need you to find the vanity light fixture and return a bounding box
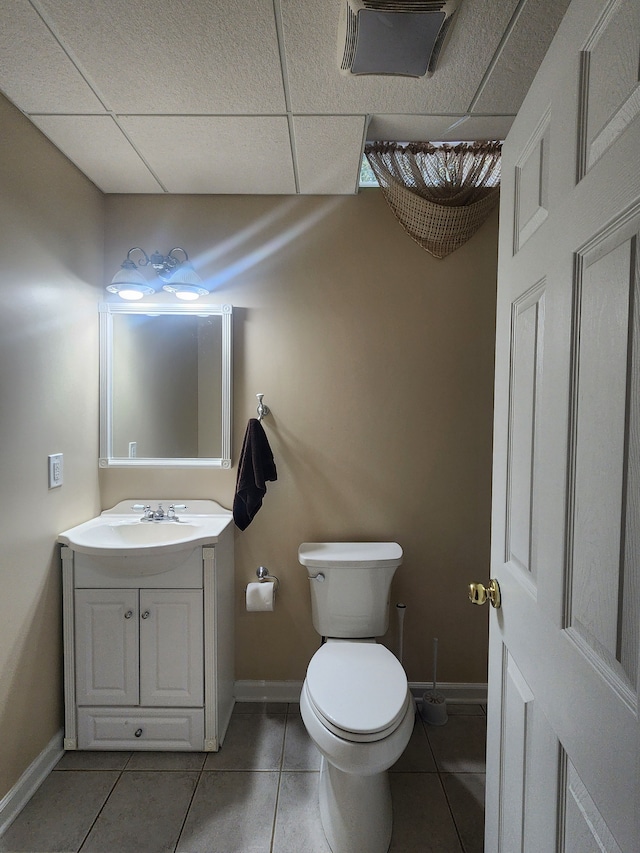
[162,262,210,301]
[107,247,209,301]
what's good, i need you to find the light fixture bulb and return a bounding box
[162,262,209,300]
[106,262,156,299]
[117,289,146,301]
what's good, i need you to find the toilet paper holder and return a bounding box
[255,565,279,590]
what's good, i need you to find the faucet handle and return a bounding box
[168,504,187,520]
[132,504,153,520]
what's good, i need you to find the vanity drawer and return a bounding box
[77,707,204,750]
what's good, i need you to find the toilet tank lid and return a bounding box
[298,542,403,568]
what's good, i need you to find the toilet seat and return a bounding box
[305,642,409,743]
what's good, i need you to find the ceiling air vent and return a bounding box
[338,0,460,77]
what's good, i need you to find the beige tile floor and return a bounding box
[0,702,486,853]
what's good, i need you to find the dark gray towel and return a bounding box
[233,418,277,530]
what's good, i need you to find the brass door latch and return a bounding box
[468,579,501,609]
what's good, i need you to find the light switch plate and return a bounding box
[48,453,63,488]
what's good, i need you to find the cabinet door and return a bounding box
[75,589,139,706]
[139,590,203,707]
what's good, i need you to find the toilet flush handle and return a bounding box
[309,573,325,583]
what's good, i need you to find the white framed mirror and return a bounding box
[99,303,232,468]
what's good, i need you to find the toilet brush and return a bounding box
[421,638,448,726]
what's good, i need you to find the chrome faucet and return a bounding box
[131,503,187,521]
[152,503,190,520]
[151,503,166,520]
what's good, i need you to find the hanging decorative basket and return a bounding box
[365,141,502,259]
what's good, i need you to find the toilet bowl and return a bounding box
[298,542,411,853]
[300,640,414,853]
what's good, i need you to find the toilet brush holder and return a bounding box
[420,690,448,726]
[421,638,448,725]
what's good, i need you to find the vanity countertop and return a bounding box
[58,499,233,559]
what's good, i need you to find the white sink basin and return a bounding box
[58,500,233,571]
[72,519,202,550]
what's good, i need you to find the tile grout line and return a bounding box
[172,759,206,853]
[424,714,486,853]
[436,770,467,853]
[421,716,467,853]
[269,712,289,852]
[76,757,132,853]
[2,705,486,852]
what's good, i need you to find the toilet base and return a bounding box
[318,756,392,853]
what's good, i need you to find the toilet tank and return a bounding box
[298,542,403,638]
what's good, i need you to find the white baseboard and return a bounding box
[234,680,303,703]
[234,680,488,705]
[0,729,64,837]
[410,682,488,704]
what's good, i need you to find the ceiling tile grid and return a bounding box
[293,115,367,194]
[0,0,571,194]
[0,0,105,112]
[367,114,516,143]
[119,115,297,194]
[279,0,523,114]
[30,114,164,193]
[35,0,287,114]
[471,0,573,114]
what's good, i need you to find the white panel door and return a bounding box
[139,590,204,707]
[487,0,640,850]
[75,589,139,706]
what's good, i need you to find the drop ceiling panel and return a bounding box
[293,116,366,194]
[0,0,570,194]
[280,0,523,114]
[119,116,296,194]
[30,115,163,192]
[368,114,515,143]
[0,0,105,113]
[472,0,572,114]
[36,0,287,114]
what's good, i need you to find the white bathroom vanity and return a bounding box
[58,500,234,752]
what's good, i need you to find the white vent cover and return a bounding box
[338,0,460,77]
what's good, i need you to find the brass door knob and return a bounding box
[469,579,501,609]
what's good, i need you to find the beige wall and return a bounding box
[0,97,497,800]
[101,193,497,687]
[0,95,104,797]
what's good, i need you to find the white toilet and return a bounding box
[298,542,414,853]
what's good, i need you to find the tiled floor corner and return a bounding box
[0,702,486,853]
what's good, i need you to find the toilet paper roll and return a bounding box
[246,581,275,612]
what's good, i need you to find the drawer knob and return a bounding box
[134,728,143,738]
[124,610,133,619]
[141,610,150,619]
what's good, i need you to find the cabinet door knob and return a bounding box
[134,728,143,738]
[141,610,150,619]
[124,610,133,619]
